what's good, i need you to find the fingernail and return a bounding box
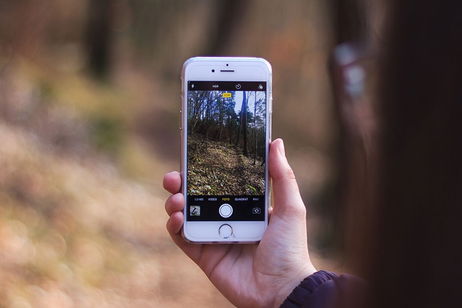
[278,139,286,157]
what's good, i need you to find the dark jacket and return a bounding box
[281,271,362,308]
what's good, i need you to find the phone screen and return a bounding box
[186,81,267,221]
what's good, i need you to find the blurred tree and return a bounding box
[203,0,249,56]
[85,0,115,79]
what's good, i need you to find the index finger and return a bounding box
[163,171,182,194]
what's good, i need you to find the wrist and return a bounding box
[272,263,317,308]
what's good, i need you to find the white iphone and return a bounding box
[181,57,272,243]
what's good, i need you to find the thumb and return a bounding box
[269,139,306,218]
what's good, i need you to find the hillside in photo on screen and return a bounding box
[187,90,266,195]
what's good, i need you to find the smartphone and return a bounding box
[181,57,272,243]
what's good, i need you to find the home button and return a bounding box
[218,224,233,239]
[219,203,233,218]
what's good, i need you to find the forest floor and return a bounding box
[187,135,265,195]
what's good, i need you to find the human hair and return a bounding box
[356,0,462,307]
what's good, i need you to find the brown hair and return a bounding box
[361,0,462,307]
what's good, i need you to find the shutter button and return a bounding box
[219,203,233,218]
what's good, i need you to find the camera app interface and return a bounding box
[186,81,267,221]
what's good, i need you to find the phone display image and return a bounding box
[186,81,267,221]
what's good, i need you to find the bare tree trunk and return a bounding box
[204,0,249,55]
[219,114,225,140]
[242,92,248,156]
[253,92,257,164]
[85,0,115,80]
[235,117,241,146]
[218,98,224,140]
[235,91,247,149]
[204,93,213,138]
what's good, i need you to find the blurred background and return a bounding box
[0,0,362,306]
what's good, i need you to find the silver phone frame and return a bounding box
[181,57,272,244]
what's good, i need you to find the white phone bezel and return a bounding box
[181,57,272,243]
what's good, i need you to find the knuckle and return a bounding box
[276,199,306,217]
[164,195,173,214]
[287,203,306,217]
[284,166,296,180]
[273,165,297,182]
[165,217,171,230]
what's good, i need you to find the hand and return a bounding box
[163,138,316,307]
